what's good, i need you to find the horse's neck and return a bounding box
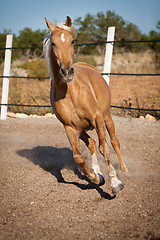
[50,50,60,81]
[50,50,68,99]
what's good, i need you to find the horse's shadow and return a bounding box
[17,146,115,200]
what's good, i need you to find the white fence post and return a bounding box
[1,35,13,120]
[103,27,115,85]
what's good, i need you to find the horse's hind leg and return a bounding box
[95,112,124,194]
[104,111,128,173]
[80,131,105,186]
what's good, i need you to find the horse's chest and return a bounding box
[53,97,90,129]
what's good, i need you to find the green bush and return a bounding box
[20,59,49,79]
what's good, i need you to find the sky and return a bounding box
[0,0,159,36]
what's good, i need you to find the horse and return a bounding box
[43,16,128,194]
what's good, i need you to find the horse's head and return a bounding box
[45,16,77,83]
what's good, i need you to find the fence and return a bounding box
[0,29,160,120]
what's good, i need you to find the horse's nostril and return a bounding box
[69,67,74,75]
[60,68,66,76]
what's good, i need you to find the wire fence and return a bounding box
[1,72,160,79]
[0,39,160,50]
[0,39,160,113]
[0,103,160,112]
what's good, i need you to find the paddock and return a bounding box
[0,115,160,239]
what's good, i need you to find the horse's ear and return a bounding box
[65,16,72,27]
[44,17,55,32]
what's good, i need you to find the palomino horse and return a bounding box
[43,16,128,194]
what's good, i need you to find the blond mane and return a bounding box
[43,34,53,81]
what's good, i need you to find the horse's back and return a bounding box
[73,62,111,115]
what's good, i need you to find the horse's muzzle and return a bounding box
[60,67,74,83]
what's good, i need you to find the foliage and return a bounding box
[146,23,160,68]
[0,28,48,64]
[0,29,18,64]
[74,11,142,54]
[17,28,48,58]
[20,59,48,79]
[74,11,160,54]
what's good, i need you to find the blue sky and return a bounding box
[0,0,159,36]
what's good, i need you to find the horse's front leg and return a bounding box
[65,125,101,185]
[80,131,105,186]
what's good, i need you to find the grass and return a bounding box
[6,78,53,115]
[111,51,160,74]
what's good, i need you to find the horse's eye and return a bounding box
[71,40,74,45]
[52,42,55,47]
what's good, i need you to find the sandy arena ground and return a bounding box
[0,115,160,240]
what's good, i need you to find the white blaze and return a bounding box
[61,33,65,43]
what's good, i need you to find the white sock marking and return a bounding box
[111,176,123,189]
[92,153,102,175]
[61,33,65,43]
[109,165,122,188]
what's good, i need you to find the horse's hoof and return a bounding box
[97,173,105,186]
[121,164,128,173]
[111,182,124,195]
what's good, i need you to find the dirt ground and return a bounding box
[0,116,160,240]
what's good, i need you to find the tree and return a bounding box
[147,21,160,68]
[156,21,160,31]
[0,29,19,64]
[18,28,48,58]
[0,28,49,64]
[74,11,143,54]
[74,14,100,55]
